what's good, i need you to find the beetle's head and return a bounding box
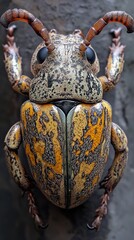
[1,9,134,104]
[30,29,102,104]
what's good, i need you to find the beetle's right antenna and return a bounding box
[80,11,134,52]
[0,8,55,52]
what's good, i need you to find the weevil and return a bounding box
[1,9,134,230]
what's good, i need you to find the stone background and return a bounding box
[0,0,134,239]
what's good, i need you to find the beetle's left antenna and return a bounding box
[0,8,55,52]
[80,11,134,52]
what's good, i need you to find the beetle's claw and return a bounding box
[37,220,48,230]
[39,222,49,229]
[26,175,35,188]
[21,190,26,197]
[6,24,17,36]
[87,223,96,231]
[110,27,122,37]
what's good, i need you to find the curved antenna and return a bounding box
[80,11,134,52]
[0,8,55,52]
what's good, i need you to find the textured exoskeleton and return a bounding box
[1,9,134,230]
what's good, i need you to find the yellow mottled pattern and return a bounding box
[21,101,66,208]
[35,104,63,176]
[21,101,35,129]
[25,143,36,166]
[20,100,112,209]
[69,101,112,207]
[72,162,95,193]
[92,175,99,187]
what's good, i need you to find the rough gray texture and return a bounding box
[0,0,134,239]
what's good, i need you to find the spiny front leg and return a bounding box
[3,25,31,95]
[99,28,125,91]
[4,122,46,228]
[88,122,128,231]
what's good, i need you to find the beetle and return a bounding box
[0,9,134,230]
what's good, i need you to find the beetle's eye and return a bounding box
[37,47,48,64]
[85,47,96,64]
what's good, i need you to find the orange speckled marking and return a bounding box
[92,175,99,187]
[72,162,95,191]
[84,110,104,152]
[71,104,104,152]
[68,100,112,208]
[34,104,63,175]
[20,100,112,209]
[71,105,87,146]
[70,162,96,205]
[21,101,66,208]
[25,143,36,166]
[21,101,35,129]
[34,140,46,156]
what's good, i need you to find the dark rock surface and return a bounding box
[0,0,134,239]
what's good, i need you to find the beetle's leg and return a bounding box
[87,122,128,231]
[4,122,46,228]
[3,25,31,95]
[99,28,125,92]
[100,122,128,191]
